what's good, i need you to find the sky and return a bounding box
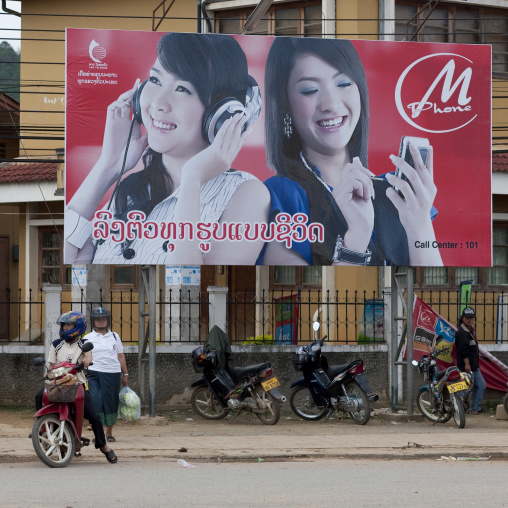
[0,1,21,52]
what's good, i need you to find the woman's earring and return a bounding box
[283,114,293,139]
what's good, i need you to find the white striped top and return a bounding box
[92,169,257,264]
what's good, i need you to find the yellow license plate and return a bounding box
[448,381,468,393]
[261,377,280,391]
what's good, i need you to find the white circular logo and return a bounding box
[395,53,476,134]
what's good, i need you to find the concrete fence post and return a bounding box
[43,284,62,363]
[207,286,228,333]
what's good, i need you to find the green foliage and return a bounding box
[241,335,274,346]
[0,41,20,102]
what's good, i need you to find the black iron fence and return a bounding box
[2,287,508,345]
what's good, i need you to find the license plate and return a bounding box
[261,377,280,391]
[447,381,468,393]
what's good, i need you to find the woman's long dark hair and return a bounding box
[114,33,249,219]
[264,37,369,178]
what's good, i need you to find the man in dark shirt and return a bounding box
[455,307,485,413]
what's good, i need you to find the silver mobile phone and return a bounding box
[395,136,430,197]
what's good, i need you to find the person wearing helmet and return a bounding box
[86,307,129,443]
[35,311,118,463]
[455,307,486,414]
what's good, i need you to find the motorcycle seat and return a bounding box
[230,363,271,380]
[326,363,353,378]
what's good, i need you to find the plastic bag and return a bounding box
[118,386,141,421]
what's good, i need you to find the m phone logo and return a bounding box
[395,53,476,133]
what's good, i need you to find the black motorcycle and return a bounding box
[288,334,378,425]
[412,338,473,429]
[190,346,286,425]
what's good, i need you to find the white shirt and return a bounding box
[92,169,257,264]
[48,338,89,384]
[86,330,124,373]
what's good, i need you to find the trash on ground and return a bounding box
[178,447,187,453]
[177,459,195,468]
[390,421,401,425]
[258,457,265,462]
[407,442,423,448]
[185,418,194,421]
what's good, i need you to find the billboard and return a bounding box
[65,29,492,266]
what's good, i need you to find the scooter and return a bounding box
[289,323,378,425]
[32,341,94,468]
[412,337,473,429]
[190,346,286,425]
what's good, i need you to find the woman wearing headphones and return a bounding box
[65,32,269,265]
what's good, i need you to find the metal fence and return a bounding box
[3,287,508,345]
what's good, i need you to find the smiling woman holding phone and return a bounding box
[259,37,442,267]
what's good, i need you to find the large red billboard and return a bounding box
[65,29,492,267]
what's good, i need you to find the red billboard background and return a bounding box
[65,29,492,266]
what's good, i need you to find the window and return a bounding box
[272,266,322,288]
[111,266,138,289]
[215,1,322,37]
[395,2,508,78]
[39,227,71,288]
[418,224,508,289]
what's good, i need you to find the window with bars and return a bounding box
[419,224,508,288]
[39,227,71,288]
[215,2,322,37]
[395,2,508,78]
[111,265,138,289]
[272,266,322,288]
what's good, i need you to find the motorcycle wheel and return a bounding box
[503,392,508,416]
[416,389,451,423]
[345,381,370,425]
[32,415,75,468]
[452,394,466,429]
[253,386,281,425]
[289,386,327,421]
[191,386,229,420]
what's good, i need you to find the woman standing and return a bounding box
[260,37,442,266]
[86,307,129,443]
[65,32,269,265]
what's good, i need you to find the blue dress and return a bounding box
[258,168,437,266]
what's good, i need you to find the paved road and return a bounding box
[1,458,507,508]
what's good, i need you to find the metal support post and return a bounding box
[390,266,415,414]
[138,265,157,417]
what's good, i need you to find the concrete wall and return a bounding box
[3,345,507,410]
[1,345,388,407]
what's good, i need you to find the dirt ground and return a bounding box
[2,402,507,437]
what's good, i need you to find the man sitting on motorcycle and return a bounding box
[35,311,118,464]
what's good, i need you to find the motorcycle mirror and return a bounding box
[33,357,45,367]
[411,360,418,366]
[81,342,94,353]
[312,322,320,332]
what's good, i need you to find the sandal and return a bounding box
[467,409,481,414]
[106,435,116,443]
[101,448,118,464]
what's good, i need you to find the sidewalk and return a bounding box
[1,406,508,463]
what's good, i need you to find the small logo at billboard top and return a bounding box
[395,53,476,133]
[89,40,107,64]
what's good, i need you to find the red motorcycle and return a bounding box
[32,342,94,468]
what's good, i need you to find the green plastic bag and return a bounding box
[118,386,141,421]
